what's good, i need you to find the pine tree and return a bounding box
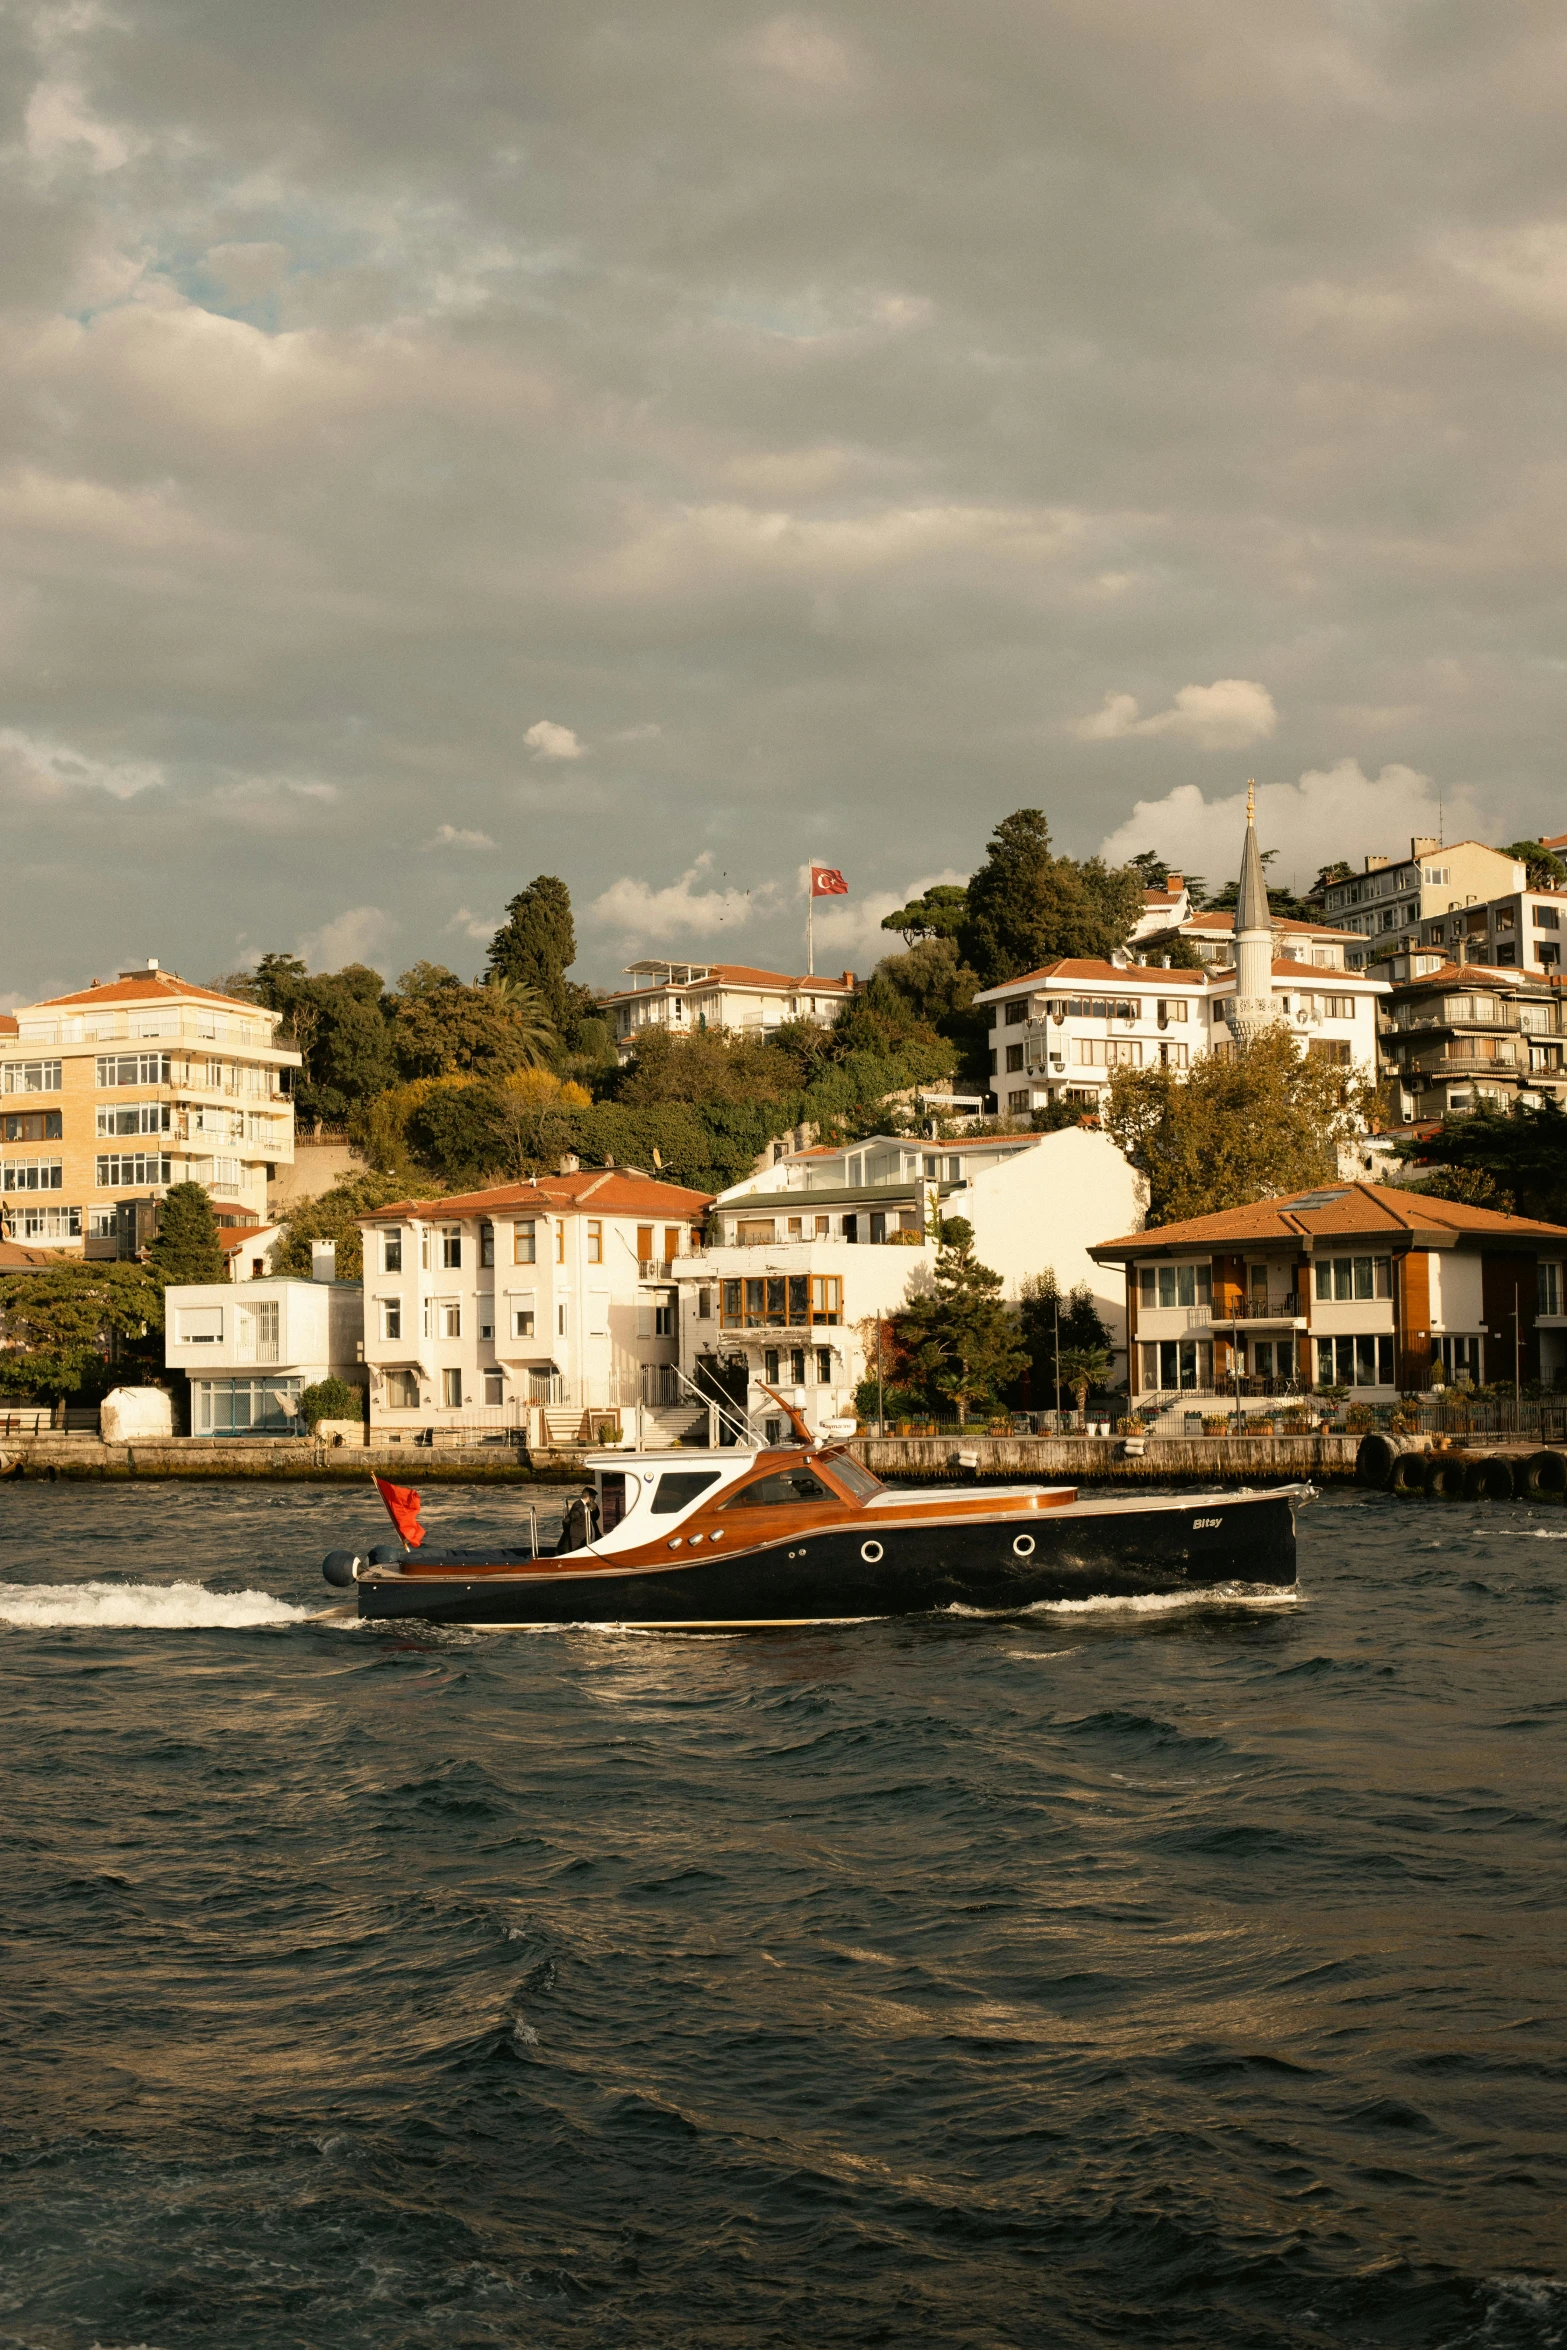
[486,876,577,1034]
[146,1183,228,1286]
[895,1217,1025,1426]
[959,809,1144,986]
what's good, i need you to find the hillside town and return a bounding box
[4,798,1567,1442]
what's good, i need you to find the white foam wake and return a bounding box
[0,1580,313,1630]
[1028,1581,1301,1616]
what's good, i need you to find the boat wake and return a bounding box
[0,1580,314,1631]
[943,1582,1300,1620]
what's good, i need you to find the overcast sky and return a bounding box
[4,1,1566,1004]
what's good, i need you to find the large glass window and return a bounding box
[3,1110,61,1144]
[2,1060,61,1093]
[1314,1255,1393,1301]
[1140,1262,1213,1308]
[4,1158,63,1191]
[95,1152,170,1187]
[195,1377,301,1434]
[96,1103,170,1137]
[96,1053,170,1087]
[1315,1334,1396,1386]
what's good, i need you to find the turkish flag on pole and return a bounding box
[810,865,849,896]
[373,1474,426,1547]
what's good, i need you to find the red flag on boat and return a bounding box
[373,1474,426,1547]
[810,865,848,897]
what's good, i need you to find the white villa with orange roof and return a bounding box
[595,959,859,1061]
[1,962,299,1255]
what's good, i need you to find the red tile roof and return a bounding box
[977,959,1208,994]
[0,1238,60,1267]
[1178,910,1360,939]
[597,964,856,1001]
[0,1014,17,1039]
[33,969,271,1014]
[359,1169,714,1222]
[1093,1179,1567,1257]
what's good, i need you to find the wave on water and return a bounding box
[0,1580,314,1630]
[1026,1581,1301,1616]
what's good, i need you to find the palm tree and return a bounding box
[1055,1345,1112,1429]
[480,973,556,1070]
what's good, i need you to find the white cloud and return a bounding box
[425,824,495,849]
[1097,761,1486,893]
[24,81,133,173]
[0,729,165,801]
[592,853,781,942]
[298,906,395,971]
[446,906,500,941]
[1075,679,1278,751]
[524,719,586,761]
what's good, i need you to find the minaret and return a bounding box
[1228,779,1277,1046]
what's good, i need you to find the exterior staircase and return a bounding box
[636,1404,712,1449]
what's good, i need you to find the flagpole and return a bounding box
[807,873,814,977]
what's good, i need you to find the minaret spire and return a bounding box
[1229,777,1277,1046]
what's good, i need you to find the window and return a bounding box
[380,1298,402,1341]
[1315,1334,1395,1387]
[1314,1255,1392,1301]
[1158,1041,1189,1069]
[1536,907,1562,930]
[1005,999,1028,1025]
[94,1153,170,1187]
[725,1466,834,1507]
[2,1061,61,1093]
[440,1225,461,1269]
[96,1102,169,1137]
[1008,1089,1031,1111]
[423,1297,461,1338]
[512,1306,536,1338]
[557,1302,568,1338]
[815,1346,832,1383]
[1423,866,1450,885]
[442,1368,463,1409]
[1497,945,1517,966]
[383,1230,403,1273]
[1539,1262,1562,1317]
[1434,1334,1483,1384]
[654,1296,674,1337]
[1141,1262,1212,1308]
[650,1470,721,1515]
[556,1222,566,1264]
[697,1286,712,1320]
[1141,1338,1214,1390]
[483,1370,503,1406]
[1155,999,1188,1023]
[514,1220,536,1264]
[1005,1043,1024,1073]
[1074,1038,1141,1066]
[480,1221,495,1268]
[764,1347,780,1382]
[175,1305,223,1344]
[384,1369,420,1409]
[587,1219,603,1263]
[3,1110,61,1143]
[96,1053,171,1088]
[15,1202,82,1239]
[1308,1039,1352,1065]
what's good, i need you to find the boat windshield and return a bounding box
[720,1465,835,1508]
[824,1453,884,1501]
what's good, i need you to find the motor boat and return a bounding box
[320,1396,1303,1629]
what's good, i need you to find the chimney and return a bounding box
[558,1154,580,1174]
[841,971,854,986]
[1410,837,1438,860]
[1167,873,1183,890]
[147,956,159,971]
[311,1240,336,1283]
[1364,854,1390,873]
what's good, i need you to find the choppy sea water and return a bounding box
[2,1480,1564,2350]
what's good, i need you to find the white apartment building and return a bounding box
[1323,839,1526,970]
[1137,907,1360,969]
[165,1272,363,1435]
[356,1167,713,1442]
[974,957,1386,1116]
[676,1125,1145,1436]
[1406,885,1567,976]
[1,964,299,1253]
[596,960,858,1061]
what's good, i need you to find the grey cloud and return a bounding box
[2,1,1566,1003]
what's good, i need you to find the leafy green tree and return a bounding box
[863,938,978,1034]
[1017,1269,1115,1407]
[1397,1100,1567,1226]
[299,1376,360,1429]
[959,809,1144,985]
[893,1217,1026,1425]
[147,1182,228,1286]
[1103,1028,1372,1227]
[880,883,969,944]
[389,964,554,1080]
[242,955,397,1126]
[0,1262,165,1400]
[273,1171,427,1282]
[1130,851,1169,887]
[1500,839,1567,890]
[486,875,577,1034]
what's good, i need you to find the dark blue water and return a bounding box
[3,1480,1565,2350]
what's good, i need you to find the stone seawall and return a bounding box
[851,1433,1361,1484]
[0,1436,567,1483]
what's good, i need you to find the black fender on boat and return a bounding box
[322,1551,362,1588]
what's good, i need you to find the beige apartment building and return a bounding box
[0,964,299,1254]
[1323,839,1526,970]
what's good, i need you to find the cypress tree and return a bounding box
[486,876,577,1034]
[147,1182,228,1286]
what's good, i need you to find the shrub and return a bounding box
[299,1377,359,1430]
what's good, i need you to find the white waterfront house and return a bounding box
[164,1264,364,1435]
[594,960,858,1062]
[976,803,1387,1116]
[355,1167,714,1444]
[677,1126,1145,1437]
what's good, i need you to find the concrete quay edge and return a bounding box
[0,1435,574,1483]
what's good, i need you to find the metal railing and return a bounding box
[1212,1293,1302,1322]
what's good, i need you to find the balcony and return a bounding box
[1212,1292,1304,1324]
